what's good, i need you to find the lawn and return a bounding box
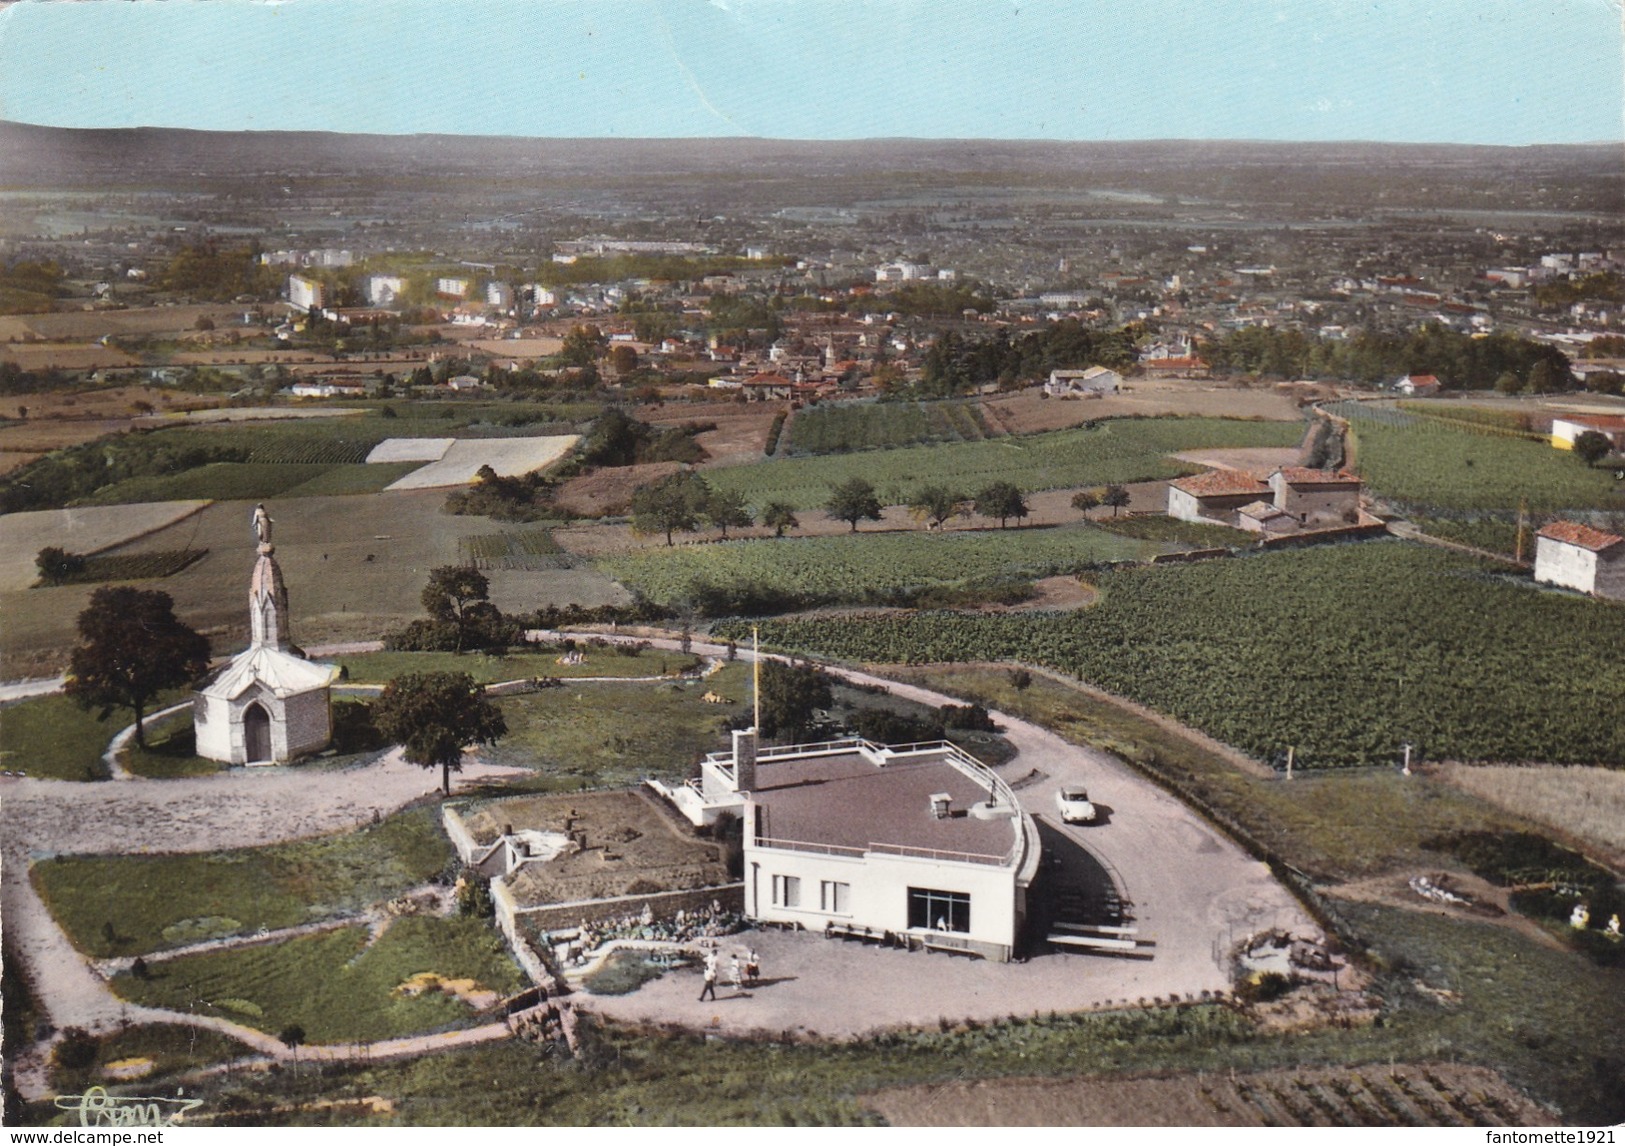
[87,462,341,505]
[0,691,189,781]
[1088,515,1256,549]
[482,662,751,788]
[1343,406,1625,512]
[704,417,1304,511]
[338,647,700,685]
[280,462,424,497]
[49,1023,255,1094]
[33,807,452,958]
[109,915,525,1044]
[729,541,1625,768]
[119,708,226,779]
[595,525,1156,611]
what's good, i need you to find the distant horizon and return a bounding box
[0,0,1619,146]
[4,120,1621,152]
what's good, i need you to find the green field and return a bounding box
[459,528,575,570]
[87,462,340,504]
[33,808,451,958]
[483,662,751,787]
[705,417,1304,510]
[281,462,424,497]
[783,399,999,455]
[48,1024,255,1094]
[36,549,209,587]
[0,690,195,781]
[596,525,1155,610]
[727,541,1625,768]
[110,915,524,1044]
[339,647,699,684]
[1344,406,1624,512]
[1088,515,1256,549]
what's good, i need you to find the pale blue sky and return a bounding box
[0,0,1620,143]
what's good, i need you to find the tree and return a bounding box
[422,565,493,653]
[1101,484,1132,517]
[1070,489,1100,516]
[704,486,754,538]
[824,477,885,532]
[909,484,968,530]
[560,324,606,368]
[630,470,711,545]
[608,343,639,374]
[66,587,210,749]
[758,660,832,741]
[372,671,507,796]
[974,481,1029,529]
[761,501,800,538]
[1573,430,1613,468]
[36,546,86,585]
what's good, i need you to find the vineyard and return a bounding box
[39,548,208,586]
[1333,403,1624,513]
[782,398,1000,455]
[727,541,1625,768]
[460,528,577,571]
[596,525,1155,610]
[706,416,1304,510]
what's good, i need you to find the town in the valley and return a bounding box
[0,115,1622,1128]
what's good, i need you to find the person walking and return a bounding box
[745,948,760,987]
[729,952,743,992]
[698,951,718,1002]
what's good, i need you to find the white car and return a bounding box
[1054,786,1097,824]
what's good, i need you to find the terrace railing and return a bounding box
[753,834,1009,866]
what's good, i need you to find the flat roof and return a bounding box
[747,750,1017,862]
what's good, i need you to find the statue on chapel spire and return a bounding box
[253,503,274,552]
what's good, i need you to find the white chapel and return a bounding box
[193,504,337,765]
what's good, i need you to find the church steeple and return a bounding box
[248,503,291,650]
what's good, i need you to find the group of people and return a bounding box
[697,946,761,1001]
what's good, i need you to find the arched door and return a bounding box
[243,702,272,763]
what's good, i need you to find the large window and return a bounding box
[908,887,971,934]
[772,874,801,908]
[820,880,851,915]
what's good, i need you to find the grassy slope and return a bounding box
[337,648,699,685]
[110,915,525,1044]
[33,807,450,958]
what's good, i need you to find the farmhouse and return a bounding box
[193,505,337,765]
[1393,373,1441,396]
[1534,520,1625,600]
[1044,366,1122,397]
[1550,414,1625,453]
[1169,467,1363,532]
[653,730,1041,962]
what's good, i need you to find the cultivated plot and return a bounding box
[384,435,580,490]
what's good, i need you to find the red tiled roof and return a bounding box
[1537,520,1625,552]
[1171,470,1270,497]
[1402,374,1439,384]
[1273,467,1362,486]
[1557,414,1625,432]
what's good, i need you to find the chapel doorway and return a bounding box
[244,702,272,763]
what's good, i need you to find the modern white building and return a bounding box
[653,731,1041,961]
[437,277,471,298]
[365,275,406,306]
[486,282,515,309]
[288,274,324,311]
[1551,414,1625,452]
[193,506,337,765]
[1534,521,1625,600]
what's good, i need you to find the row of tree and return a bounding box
[919,320,1143,397]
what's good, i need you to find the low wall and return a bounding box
[440,804,484,866]
[1256,522,1389,549]
[1148,547,1231,565]
[514,882,745,935]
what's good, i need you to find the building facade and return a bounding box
[1534,521,1625,600]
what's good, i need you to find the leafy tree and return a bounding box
[1573,430,1613,468]
[372,671,507,796]
[824,477,885,532]
[909,484,968,530]
[974,481,1028,529]
[1070,489,1101,515]
[761,501,800,538]
[607,344,639,374]
[1101,484,1132,517]
[704,486,753,538]
[631,470,711,545]
[758,660,832,741]
[422,565,494,653]
[559,324,606,368]
[36,546,86,585]
[66,587,210,749]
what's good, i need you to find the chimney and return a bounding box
[733,727,758,793]
[929,792,952,819]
